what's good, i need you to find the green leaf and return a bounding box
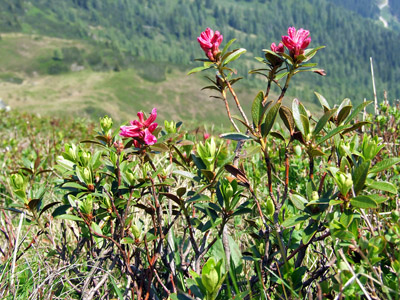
[219,132,252,141]
[352,161,370,195]
[370,158,400,174]
[251,91,264,127]
[187,66,210,75]
[262,102,281,138]
[292,99,306,136]
[274,71,289,81]
[282,215,309,227]
[340,209,353,228]
[302,221,318,244]
[54,214,84,222]
[39,202,61,219]
[279,105,295,134]
[314,92,330,109]
[366,180,397,194]
[350,195,377,209]
[342,121,371,134]
[223,48,246,65]
[308,148,327,158]
[344,101,372,124]
[289,194,307,210]
[300,114,310,137]
[121,237,135,244]
[367,194,388,204]
[332,230,355,241]
[221,38,236,54]
[336,105,352,125]
[303,46,325,62]
[110,276,124,300]
[316,124,352,145]
[313,108,337,136]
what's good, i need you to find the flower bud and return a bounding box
[265,198,275,216]
[131,224,141,240]
[83,167,92,184]
[294,145,302,157]
[201,258,219,293]
[311,191,319,201]
[125,169,136,186]
[80,151,91,166]
[11,173,25,190]
[100,115,113,133]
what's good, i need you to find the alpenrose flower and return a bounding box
[282,27,311,58]
[120,108,158,147]
[197,28,223,61]
[270,42,284,53]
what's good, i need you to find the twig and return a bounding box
[10,212,24,294]
[221,91,240,132]
[337,249,372,300]
[370,57,378,115]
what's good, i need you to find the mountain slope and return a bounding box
[1,0,400,109]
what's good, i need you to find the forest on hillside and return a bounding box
[0,0,399,105]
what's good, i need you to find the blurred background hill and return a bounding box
[0,0,399,124]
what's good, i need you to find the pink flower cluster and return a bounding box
[197,28,223,61]
[270,27,311,59]
[120,108,158,148]
[282,27,311,57]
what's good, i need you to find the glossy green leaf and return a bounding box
[316,124,352,145]
[54,214,84,222]
[313,108,337,136]
[221,38,236,54]
[289,194,307,210]
[352,161,370,195]
[300,114,310,137]
[370,158,400,174]
[274,71,289,81]
[219,132,252,141]
[251,91,264,127]
[314,92,330,109]
[302,221,318,244]
[350,195,378,209]
[223,48,246,65]
[340,209,353,228]
[292,99,306,136]
[187,66,210,75]
[262,102,281,138]
[336,105,352,125]
[366,180,397,194]
[282,215,309,227]
[344,100,372,124]
[279,105,295,134]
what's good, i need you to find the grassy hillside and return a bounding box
[1,33,287,127]
[1,0,399,122]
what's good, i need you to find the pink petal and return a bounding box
[148,122,158,133]
[197,37,212,50]
[287,27,296,39]
[282,36,295,50]
[143,108,157,127]
[300,37,311,49]
[297,29,310,42]
[137,111,145,124]
[143,129,157,145]
[120,125,141,138]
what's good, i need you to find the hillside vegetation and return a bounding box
[1,0,399,103]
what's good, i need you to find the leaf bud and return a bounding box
[11,173,25,191]
[100,115,113,133]
[201,258,219,293]
[131,224,141,240]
